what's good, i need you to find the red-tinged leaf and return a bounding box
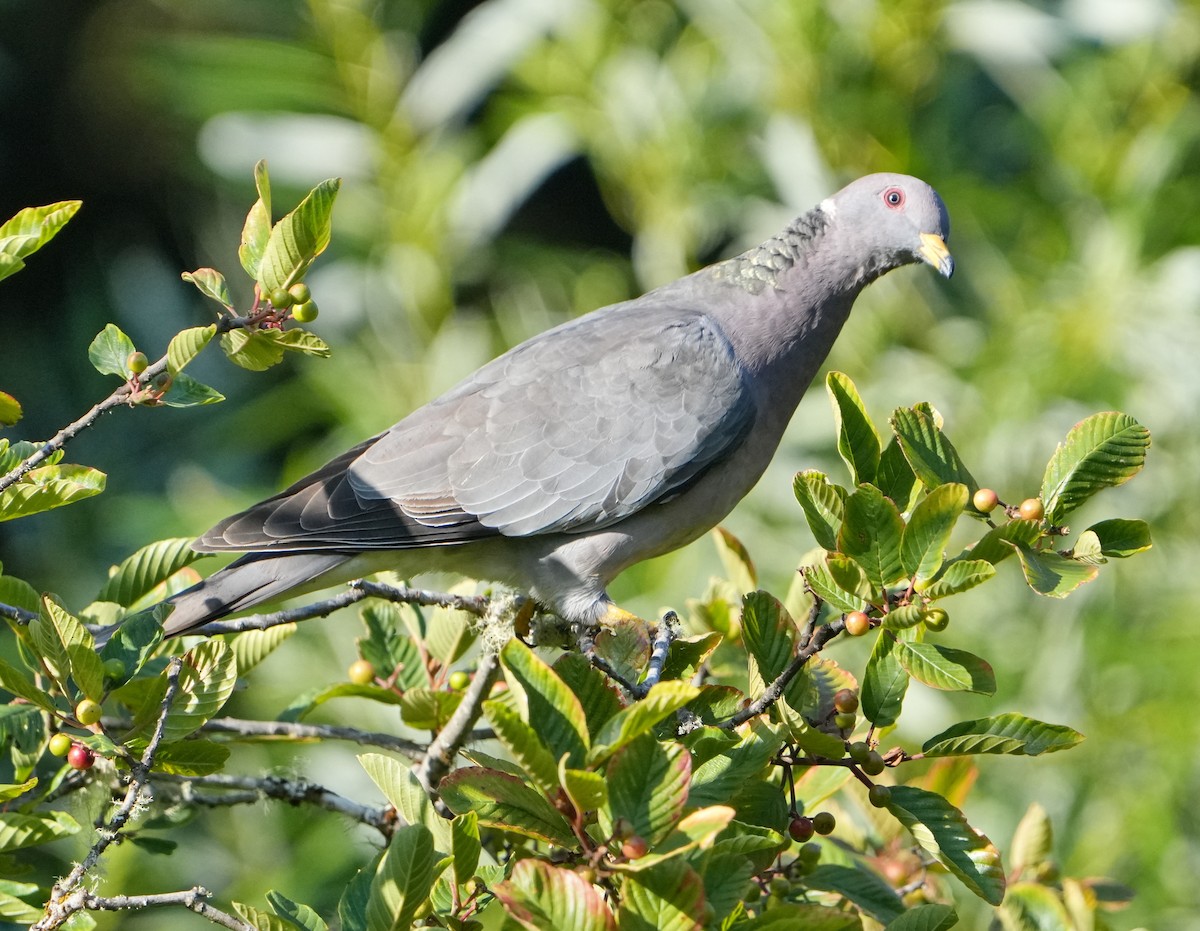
[494,859,615,931]
[439,767,575,846]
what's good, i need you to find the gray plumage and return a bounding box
[164,173,952,637]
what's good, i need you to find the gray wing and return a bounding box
[197,302,756,552]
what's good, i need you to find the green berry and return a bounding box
[973,487,999,513]
[868,784,892,808]
[848,741,872,764]
[861,750,886,776]
[744,884,762,902]
[288,282,311,304]
[811,811,836,835]
[798,842,822,866]
[103,658,125,682]
[1018,497,1045,521]
[834,712,856,730]
[448,670,471,691]
[126,351,149,375]
[347,659,376,686]
[48,733,72,757]
[768,876,790,896]
[291,300,319,323]
[923,607,950,632]
[844,610,871,636]
[75,699,102,726]
[833,688,859,714]
[269,287,294,309]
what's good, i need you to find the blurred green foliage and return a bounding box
[1,0,1198,926]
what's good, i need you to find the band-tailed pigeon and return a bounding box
[163,173,952,637]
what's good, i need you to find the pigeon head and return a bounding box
[824,173,954,280]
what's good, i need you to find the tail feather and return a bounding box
[163,551,352,636]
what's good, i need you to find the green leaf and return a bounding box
[234,902,293,931]
[259,178,341,293]
[890,406,976,493]
[1009,803,1054,876]
[804,863,905,924]
[338,860,374,931]
[0,391,21,426]
[240,160,273,279]
[0,811,80,853]
[152,738,231,776]
[688,720,782,808]
[0,778,36,803]
[98,537,203,607]
[901,483,968,588]
[0,463,106,522]
[895,641,995,694]
[493,859,616,931]
[698,853,756,926]
[439,767,575,846]
[996,882,1073,930]
[180,269,232,309]
[589,680,699,765]
[884,904,958,930]
[921,713,1083,757]
[712,526,757,592]
[279,682,405,721]
[553,652,624,737]
[450,812,480,887]
[604,735,690,846]
[88,323,137,378]
[229,624,296,675]
[880,605,926,631]
[501,639,589,767]
[921,559,996,600]
[1077,518,1152,559]
[617,858,705,931]
[398,687,462,731]
[366,824,436,931]
[877,437,920,514]
[1007,544,1099,598]
[161,372,226,408]
[968,519,1042,564]
[267,890,329,931]
[731,904,861,929]
[276,328,332,357]
[358,604,426,691]
[0,889,41,923]
[482,698,561,795]
[358,753,451,851]
[41,598,105,701]
[167,325,218,376]
[1040,412,1150,523]
[793,470,848,551]
[802,560,868,613]
[129,640,237,743]
[838,484,906,589]
[0,573,40,613]
[0,657,57,711]
[827,371,881,484]
[740,590,794,688]
[885,785,1005,905]
[219,328,287,371]
[99,608,165,680]
[561,765,608,815]
[861,628,917,728]
[0,201,80,283]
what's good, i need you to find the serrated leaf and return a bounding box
[240,160,273,278]
[878,437,920,514]
[267,890,328,931]
[98,537,203,607]
[259,178,341,293]
[552,652,624,737]
[1009,803,1054,876]
[804,863,905,924]
[129,640,237,743]
[884,904,958,930]
[793,471,848,551]
[41,597,105,701]
[838,484,906,589]
[828,371,881,484]
[802,561,868,613]
[604,735,690,846]
[482,699,560,795]
[439,767,575,845]
[740,590,794,690]
[229,624,296,675]
[589,681,698,764]
[358,753,451,850]
[901,483,968,587]
[398,687,462,731]
[88,323,137,378]
[152,738,231,776]
[0,463,106,522]
[180,269,232,309]
[618,858,705,931]
[922,713,1083,757]
[922,559,996,600]
[494,859,616,931]
[891,407,977,493]
[896,641,994,694]
[712,526,757,592]
[0,391,21,426]
[1040,412,1150,523]
[501,639,589,767]
[367,824,436,931]
[861,628,918,728]
[886,785,1005,904]
[1007,543,1099,598]
[0,811,80,853]
[1078,518,1152,559]
[969,519,1042,564]
[166,325,218,377]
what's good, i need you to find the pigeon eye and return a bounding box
[883,187,905,209]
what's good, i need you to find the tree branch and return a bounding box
[50,887,255,931]
[0,600,37,625]
[199,716,436,757]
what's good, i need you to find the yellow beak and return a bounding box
[918,232,954,278]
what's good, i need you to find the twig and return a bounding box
[50,887,253,931]
[155,773,392,835]
[199,717,429,757]
[414,650,501,815]
[0,600,38,625]
[193,579,490,637]
[35,656,185,931]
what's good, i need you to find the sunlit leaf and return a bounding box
[883,904,958,930]
[180,270,232,309]
[896,641,995,694]
[166,325,218,376]
[0,811,80,853]
[793,470,848,551]
[1076,518,1152,559]
[366,824,436,931]
[439,767,575,845]
[996,882,1072,930]
[0,391,21,426]
[1007,543,1099,598]
[921,559,996,600]
[88,323,137,378]
[588,681,699,765]
[0,463,106,522]
[152,738,231,776]
[0,200,80,283]
[827,371,881,485]
[398,687,462,731]
[862,627,919,727]
[890,406,976,493]
[1041,412,1150,523]
[921,713,1083,757]
[617,858,705,931]
[712,526,757,592]
[838,484,906,589]
[493,859,616,931]
[98,537,203,608]
[259,178,341,293]
[239,159,272,279]
[266,890,329,931]
[604,735,690,846]
[501,639,589,767]
[1009,803,1054,876]
[802,561,868,613]
[482,698,561,795]
[740,590,794,690]
[901,483,968,588]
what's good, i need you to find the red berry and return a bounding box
[1018,498,1045,521]
[833,689,859,713]
[67,744,95,770]
[621,836,648,859]
[844,611,871,636]
[788,816,814,842]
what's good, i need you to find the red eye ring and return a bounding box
[882,187,905,209]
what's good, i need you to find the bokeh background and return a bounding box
[1,0,1197,926]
